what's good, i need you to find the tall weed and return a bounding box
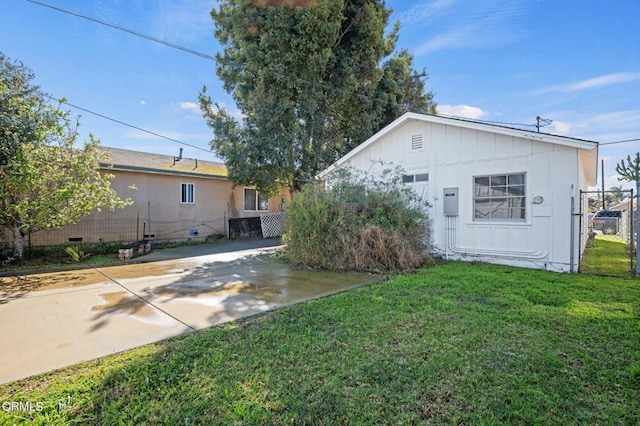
[281,166,430,271]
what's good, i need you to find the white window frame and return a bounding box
[473,173,526,221]
[244,188,269,212]
[180,182,195,204]
[402,173,429,184]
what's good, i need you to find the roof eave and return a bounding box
[100,163,228,180]
[318,112,599,179]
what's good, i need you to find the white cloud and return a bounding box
[404,0,528,55]
[179,101,202,114]
[415,24,481,55]
[548,120,574,135]
[437,104,488,119]
[531,72,640,95]
[533,109,639,144]
[565,72,640,91]
[140,100,147,105]
[398,0,461,25]
[152,0,216,42]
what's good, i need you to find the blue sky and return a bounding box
[2,0,639,189]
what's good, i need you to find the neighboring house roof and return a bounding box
[98,146,227,179]
[609,198,637,211]
[318,112,599,185]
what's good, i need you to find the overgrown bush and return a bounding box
[281,166,430,272]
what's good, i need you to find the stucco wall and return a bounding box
[24,170,289,246]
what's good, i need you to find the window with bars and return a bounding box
[473,173,526,221]
[181,183,194,204]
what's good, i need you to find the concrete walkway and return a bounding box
[0,239,372,384]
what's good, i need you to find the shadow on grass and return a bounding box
[3,262,638,424]
[580,235,634,277]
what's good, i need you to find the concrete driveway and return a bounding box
[0,240,373,384]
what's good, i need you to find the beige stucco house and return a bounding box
[27,147,289,246]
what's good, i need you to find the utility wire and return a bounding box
[26,0,396,108]
[47,95,213,154]
[34,0,615,136]
[472,118,536,128]
[23,0,466,123]
[600,138,640,146]
[25,0,217,62]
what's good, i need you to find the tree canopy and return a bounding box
[199,0,436,193]
[0,52,131,260]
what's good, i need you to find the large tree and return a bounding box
[0,52,131,260]
[199,0,436,193]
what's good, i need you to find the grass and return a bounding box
[1,262,639,424]
[581,234,633,276]
[0,240,209,274]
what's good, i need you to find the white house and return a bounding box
[319,112,599,272]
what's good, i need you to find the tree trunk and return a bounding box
[11,225,24,261]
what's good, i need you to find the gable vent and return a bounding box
[411,134,423,150]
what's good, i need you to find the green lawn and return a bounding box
[1,262,639,424]
[581,234,633,276]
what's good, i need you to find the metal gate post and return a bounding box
[570,190,575,273]
[578,190,584,272]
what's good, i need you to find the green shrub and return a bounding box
[65,245,85,262]
[281,166,430,271]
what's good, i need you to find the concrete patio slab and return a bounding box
[0,242,373,384]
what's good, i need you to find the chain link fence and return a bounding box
[3,217,227,249]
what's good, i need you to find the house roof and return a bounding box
[98,146,227,179]
[609,197,637,211]
[319,112,599,185]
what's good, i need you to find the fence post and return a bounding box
[225,202,230,239]
[635,185,639,277]
[147,201,152,252]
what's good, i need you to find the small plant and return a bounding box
[65,245,85,262]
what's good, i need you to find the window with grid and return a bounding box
[474,173,525,221]
[244,188,269,211]
[402,173,429,184]
[181,183,194,204]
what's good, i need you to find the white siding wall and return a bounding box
[336,120,584,272]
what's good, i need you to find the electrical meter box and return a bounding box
[443,187,459,216]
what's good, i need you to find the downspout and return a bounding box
[570,185,575,272]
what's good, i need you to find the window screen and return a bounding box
[474,173,525,220]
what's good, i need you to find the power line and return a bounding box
[474,119,536,128]
[600,138,640,146]
[26,0,611,139]
[22,0,432,114]
[25,0,217,61]
[46,95,213,154]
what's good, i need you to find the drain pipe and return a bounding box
[570,186,575,273]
